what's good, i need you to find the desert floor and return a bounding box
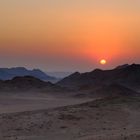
[0,93,140,140]
[0,92,92,114]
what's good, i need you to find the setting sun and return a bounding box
[100,59,107,65]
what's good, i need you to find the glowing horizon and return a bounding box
[0,0,140,71]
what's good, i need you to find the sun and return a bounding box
[100,59,107,65]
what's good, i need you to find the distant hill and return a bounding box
[0,67,56,81]
[57,64,140,91]
[0,76,61,92]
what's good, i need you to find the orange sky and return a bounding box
[0,0,140,71]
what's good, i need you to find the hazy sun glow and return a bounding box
[100,59,107,65]
[0,0,140,71]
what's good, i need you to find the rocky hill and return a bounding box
[57,64,140,92]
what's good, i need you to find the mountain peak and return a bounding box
[91,68,103,73]
[68,72,81,78]
[115,64,129,69]
[11,75,41,82]
[115,64,140,70]
[129,63,140,68]
[0,67,56,81]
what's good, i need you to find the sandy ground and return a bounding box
[0,96,140,140]
[0,92,92,114]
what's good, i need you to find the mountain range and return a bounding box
[57,64,140,92]
[0,64,139,96]
[0,67,56,81]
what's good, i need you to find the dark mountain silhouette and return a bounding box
[115,64,129,69]
[74,84,138,98]
[0,76,61,92]
[57,64,140,91]
[0,67,56,81]
[92,84,138,97]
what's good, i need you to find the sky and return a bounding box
[0,0,140,72]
